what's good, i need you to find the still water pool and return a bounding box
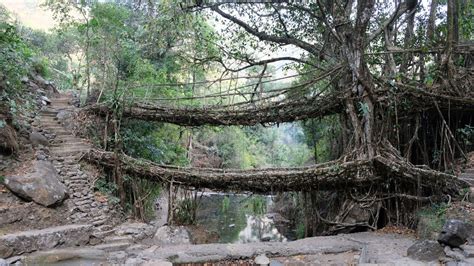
[195,193,289,244]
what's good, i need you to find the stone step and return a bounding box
[52,99,71,102]
[93,219,107,226]
[52,150,89,156]
[0,224,93,258]
[40,123,62,128]
[463,169,474,175]
[54,138,83,143]
[52,145,90,150]
[460,178,474,186]
[38,118,59,123]
[40,112,58,117]
[460,173,474,179]
[52,143,88,148]
[53,156,81,162]
[41,127,66,132]
[92,242,131,252]
[92,229,116,240]
[104,235,134,244]
[39,118,60,122]
[47,129,70,134]
[51,147,90,154]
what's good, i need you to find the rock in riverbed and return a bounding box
[438,219,472,248]
[153,226,191,245]
[407,240,444,261]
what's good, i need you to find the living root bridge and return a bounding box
[84,149,467,193]
[87,93,342,126]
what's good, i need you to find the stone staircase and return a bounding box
[38,93,112,230]
[459,169,474,186]
[459,153,474,202]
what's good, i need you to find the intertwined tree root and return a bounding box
[84,146,467,194]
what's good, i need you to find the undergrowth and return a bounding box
[417,203,449,239]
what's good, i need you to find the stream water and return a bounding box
[195,193,292,244]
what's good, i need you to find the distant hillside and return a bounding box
[0,0,55,31]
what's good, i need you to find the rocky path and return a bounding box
[38,94,112,231]
[12,231,423,265]
[459,165,474,201]
[458,152,474,202]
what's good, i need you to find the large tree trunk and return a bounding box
[337,0,377,159]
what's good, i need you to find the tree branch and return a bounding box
[211,6,322,56]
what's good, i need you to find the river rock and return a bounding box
[56,110,72,121]
[255,254,270,265]
[153,226,190,245]
[407,240,444,261]
[438,220,471,248]
[115,222,154,240]
[4,160,67,207]
[29,131,49,147]
[142,260,172,266]
[462,244,474,258]
[445,246,466,261]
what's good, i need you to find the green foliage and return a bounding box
[129,179,162,220]
[174,198,196,225]
[295,222,306,239]
[242,195,267,216]
[122,120,188,166]
[95,178,118,195]
[301,116,341,163]
[458,125,474,146]
[358,102,370,116]
[32,56,50,78]
[221,196,230,214]
[0,175,5,184]
[0,4,49,119]
[417,203,449,239]
[198,124,310,169]
[94,178,121,205]
[0,12,31,97]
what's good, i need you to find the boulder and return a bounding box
[445,246,466,261]
[153,226,191,245]
[407,240,445,261]
[40,96,51,105]
[462,244,474,258]
[4,160,67,207]
[56,110,72,121]
[115,222,155,241]
[29,131,49,147]
[438,220,471,248]
[255,254,270,265]
[0,123,18,155]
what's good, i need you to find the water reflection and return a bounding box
[195,193,287,244]
[237,215,287,243]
